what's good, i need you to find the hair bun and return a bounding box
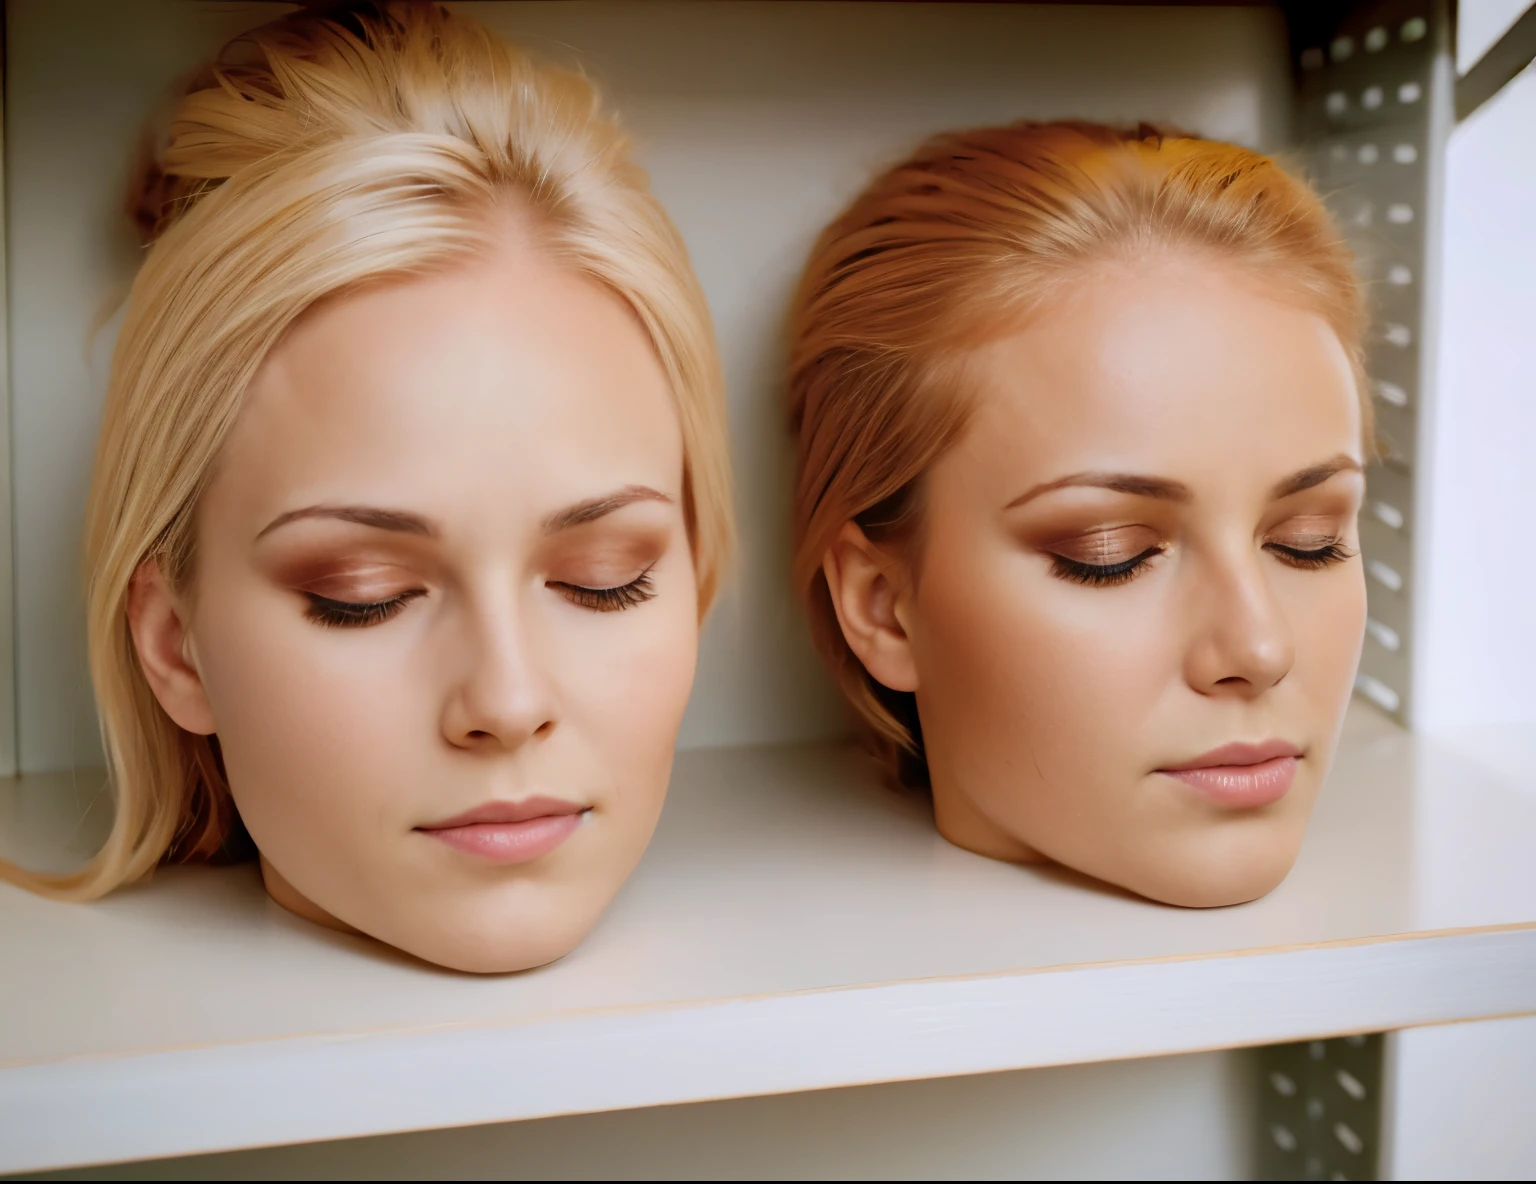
[123,1,399,245]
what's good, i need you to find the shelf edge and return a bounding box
[5,924,1535,1174]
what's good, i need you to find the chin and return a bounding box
[1115,838,1302,909]
[426,943,580,976]
[397,918,597,975]
[332,893,605,974]
[1128,870,1290,909]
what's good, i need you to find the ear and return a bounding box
[126,560,217,735]
[821,521,919,693]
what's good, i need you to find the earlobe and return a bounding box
[821,522,920,693]
[126,560,217,736]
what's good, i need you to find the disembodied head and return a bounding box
[2,1,732,972]
[789,121,1368,907]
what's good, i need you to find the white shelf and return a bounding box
[2,705,1535,1175]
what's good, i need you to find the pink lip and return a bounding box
[1157,741,1303,808]
[416,797,588,864]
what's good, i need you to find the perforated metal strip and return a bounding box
[1257,1034,1386,1181]
[1289,0,1450,725]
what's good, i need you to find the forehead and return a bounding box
[211,239,682,531]
[952,256,1362,494]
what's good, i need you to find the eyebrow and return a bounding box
[541,485,674,533]
[1005,472,1192,510]
[256,505,436,540]
[1268,454,1363,499]
[1004,453,1365,513]
[255,485,674,543]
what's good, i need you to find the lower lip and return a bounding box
[1160,755,1298,808]
[418,813,584,864]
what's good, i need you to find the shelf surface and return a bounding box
[3,705,1536,1173]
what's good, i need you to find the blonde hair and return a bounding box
[3,1,732,901]
[788,120,1367,791]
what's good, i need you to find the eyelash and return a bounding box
[304,570,659,628]
[1051,546,1164,587]
[549,569,657,613]
[1265,539,1357,569]
[305,590,424,628]
[1050,539,1356,587]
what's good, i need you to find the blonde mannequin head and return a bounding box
[790,121,1369,906]
[4,1,731,921]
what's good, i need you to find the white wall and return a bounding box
[35,1049,1255,1181]
[1385,702,1536,1179]
[1391,8,1536,1176]
[1456,0,1534,73]
[1393,37,1536,1174]
[1388,1016,1536,1180]
[4,0,1293,770]
[1412,59,1536,731]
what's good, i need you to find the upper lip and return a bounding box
[417,797,589,830]
[1158,740,1303,772]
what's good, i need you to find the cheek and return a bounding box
[910,526,1172,781]
[1285,562,1368,705]
[552,584,700,781]
[190,580,423,838]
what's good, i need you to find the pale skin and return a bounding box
[127,218,700,972]
[825,255,1367,907]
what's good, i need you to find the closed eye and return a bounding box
[548,569,657,612]
[1050,545,1164,587]
[1265,540,1356,569]
[304,589,425,628]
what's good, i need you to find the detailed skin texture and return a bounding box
[127,221,699,971]
[824,254,1367,907]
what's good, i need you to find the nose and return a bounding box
[1182,550,1296,698]
[440,598,555,752]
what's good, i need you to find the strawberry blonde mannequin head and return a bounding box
[790,121,1369,906]
[2,1,731,969]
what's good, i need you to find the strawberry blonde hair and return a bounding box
[787,121,1366,791]
[3,1,731,901]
